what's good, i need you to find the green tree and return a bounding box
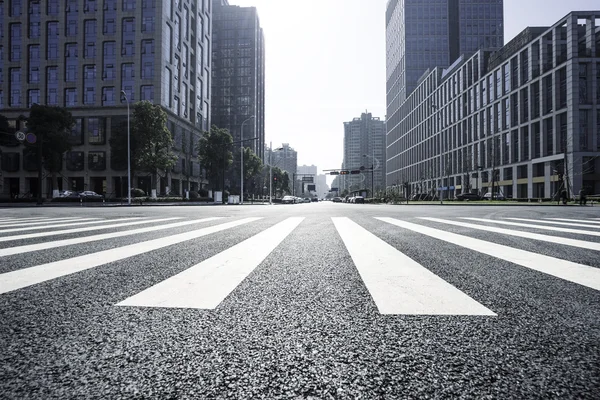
[196,125,233,190]
[132,101,177,192]
[0,114,19,147]
[26,104,75,193]
[242,147,263,195]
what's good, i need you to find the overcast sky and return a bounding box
[228,0,599,183]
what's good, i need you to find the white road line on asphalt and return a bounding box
[0,218,180,242]
[0,217,99,229]
[459,217,600,238]
[430,218,600,251]
[117,217,304,310]
[379,218,600,292]
[0,217,262,295]
[547,218,600,225]
[505,218,600,229]
[0,217,223,257]
[0,217,56,223]
[332,217,496,316]
[0,217,146,235]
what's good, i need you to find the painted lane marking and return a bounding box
[505,218,600,229]
[0,218,262,295]
[0,217,99,229]
[430,218,600,251]
[460,217,600,238]
[0,217,56,223]
[118,217,304,309]
[546,218,600,225]
[0,218,223,257]
[0,218,180,243]
[332,217,495,316]
[0,217,146,235]
[378,218,600,292]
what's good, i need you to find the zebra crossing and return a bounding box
[0,214,598,316]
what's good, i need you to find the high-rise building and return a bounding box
[343,113,386,195]
[385,11,600,200]
[270,143,297,177]
[0,0,212,199]
[315,174,329,199]
[297,164,317,196]
[211,0,265,162]
[386,0,504,105]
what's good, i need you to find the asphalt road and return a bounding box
[1,203,599,399]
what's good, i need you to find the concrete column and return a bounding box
[527,163,534,198]
[544,162,552,198]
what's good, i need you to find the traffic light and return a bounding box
[329,171,340,176]
[340,170,350,175]
[273,174,278,182]
[350,170,361,175]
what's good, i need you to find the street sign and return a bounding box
[329,171,339,176]
[307,184,316,191]
[15,131,26,142]
[25,133,37,144]
[330,187,339,191]
[302,176,313,183]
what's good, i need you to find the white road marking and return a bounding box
[118,217,304,309]
[0,217,56,223]
[0,217,146,235]
[459,217,600,238]
[0,218,180,242]
[0,217,99,229]
[0,217,262,295]
[428,218,600,251]
[0,217,223,257]
[378,218,600,292]
[332,217,495,316]
[547,218,600,225]
[505,218,600,229]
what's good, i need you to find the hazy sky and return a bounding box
[228,0,599,183]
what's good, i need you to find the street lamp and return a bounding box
[240,115,255,205]
[120,90,131,206]
[363,154,380,198]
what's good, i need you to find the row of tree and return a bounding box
[1,103,286,198]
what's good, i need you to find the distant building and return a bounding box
[271,143,297,177]
[343,113,386,195]
[385,11,600,200]
[211,0,265,161]
[315,174,329,198]
[297,164,318,196]
[0,0,212,199]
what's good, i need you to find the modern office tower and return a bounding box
[343,112,386,195]
[211,0,265,162]
[0,0,212,199]
[385,11,600,200]
[315,174,329,198]
[386,0,504,107]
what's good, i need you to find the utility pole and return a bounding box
[36,133,43,205]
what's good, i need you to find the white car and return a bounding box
[483,192,505,200]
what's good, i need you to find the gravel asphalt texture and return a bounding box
[0,203,599,399]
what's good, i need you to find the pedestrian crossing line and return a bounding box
[0,217,223,257]
[429,218,600,251]
[0,218,181,243]
[0,217,57,223]
[377,218,600,292]
[0,217,148,235]
[0,217,262,295]
[460,217,600,238]
[332,217,496,316]
[0,217,100,229]
[506,218,600,229]
[117,217,305,310]
[547,218,600,225]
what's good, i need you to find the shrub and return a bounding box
[131,188,146,198]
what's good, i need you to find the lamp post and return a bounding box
[120,90,131,206]
[363,154,379,198]
[240,116,255,205]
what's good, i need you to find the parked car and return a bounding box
[282,195,296,204]
[483,192,505,200]
[455,193,481,201]
[79,190,104,200]
[311,197,318,202]
[354,196,365,204]
[332,197,342,203]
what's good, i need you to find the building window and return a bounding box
[66,151,85,171]
[88,151,106,171]
[141,85,154,101]
[123,0,136,11]
[47,0,59,15]
[69,118,84,145]
[10,23,22,61]
[10,68,21,107]
[28,89,40,107]
[1,153,20,172]
[102,87,115,106]
[87,117,106,144]
[65,88,77,106]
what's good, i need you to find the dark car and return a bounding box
[353,196,365,204]
[455,193,481,201]
[79,191,104,200]
[311,197,318,202]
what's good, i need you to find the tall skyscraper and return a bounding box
[270,143,297,177]
[386,0,504,105]
[0,0,212,199]
[211,0,265,162]
[343,112,386,195]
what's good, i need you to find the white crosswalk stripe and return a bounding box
[333,217,495,316]
[0,217,58,223]
[547,218,600,225]
[0,217,147,235]
[0,217,100,229]
[118,217,304,310]
[459,217,600,238]
[0,217,261,295]
[378,217,600,292]
[0,217,223,257]
[505,217,600,229]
